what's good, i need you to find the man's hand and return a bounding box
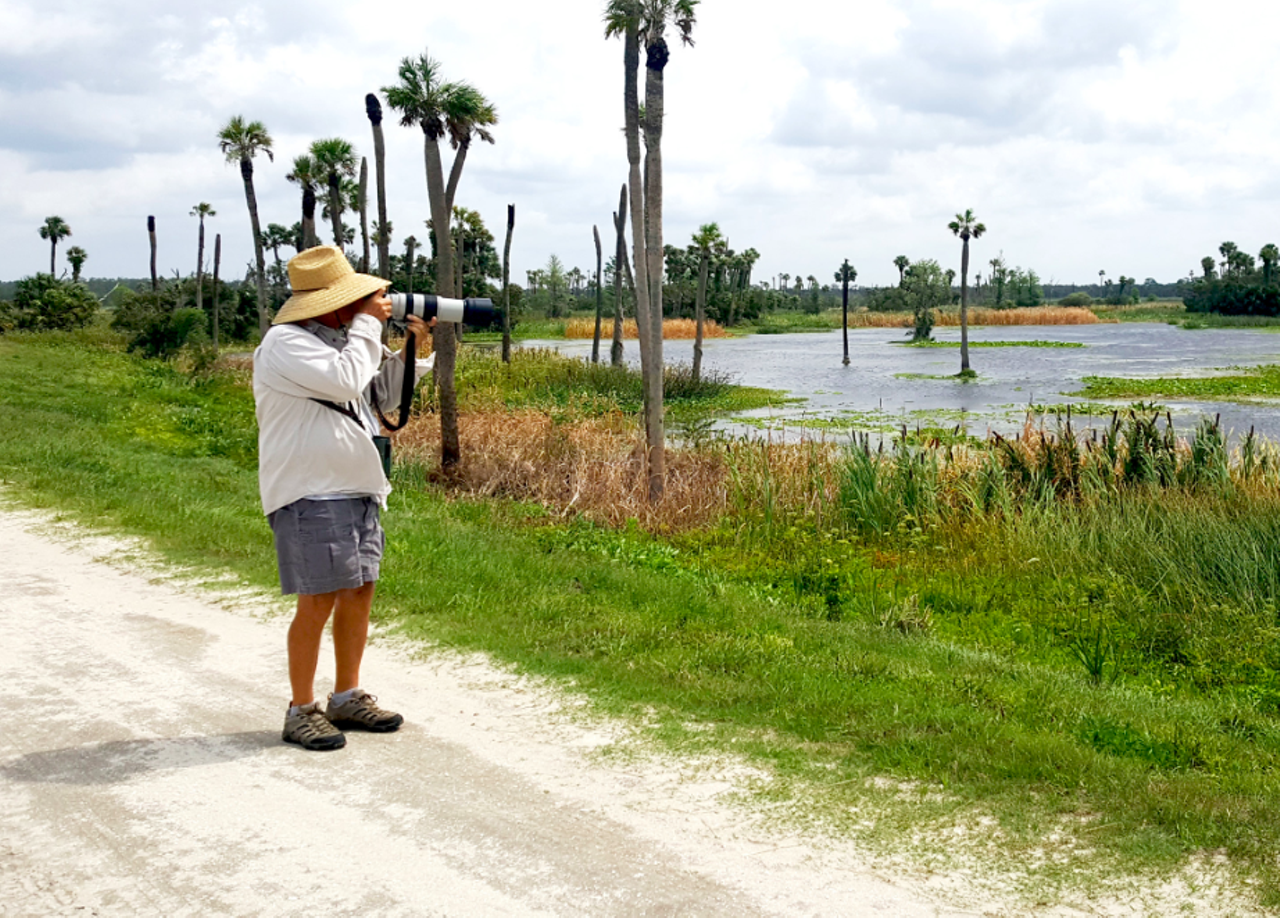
[402,314,436,355]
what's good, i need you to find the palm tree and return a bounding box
[605,0,698,502]
[893,256,910,287]
[66,246,88,283]
[834,260,856,365]
[286,154,320,250]
[366,94,391,279]
[38,216,71,275]
[1260,244,1279,286]
[948,208,986,374]
[384,50,498,473]
[1201,256,1217,280]
[1219,241,1238,278]
[190,202,216,315]
[310,138,358,251]
[217,115,274,334]
[690,222,721,380]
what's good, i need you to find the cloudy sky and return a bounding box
[2,0,1278,289]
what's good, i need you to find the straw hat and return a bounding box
[272,246,387,325]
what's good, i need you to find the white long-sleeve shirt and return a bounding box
[253,313,433,515]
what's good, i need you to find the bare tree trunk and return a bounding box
[211,234,221,354]
[241,157,269,335]
[424,132,460,472]
[502,204,514,364]
[302,188,318,250]
[328,175,343,251]
[195,218,205,315]
[148,216,158,292]
[693,248,707,381]
[611,186,627,367]
[592,225,603,364]
[358,157,370,273]
[367,94,390,279]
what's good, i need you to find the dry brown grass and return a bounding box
[939,306,1100,326]
[844,307,1100,328]
[394,409,733,530]
[563,318,728,340]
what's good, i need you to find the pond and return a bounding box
[523,323,1280,442]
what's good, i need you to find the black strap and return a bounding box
[301,321,418,433]
[373,333,417,432]
[311,398,371,434]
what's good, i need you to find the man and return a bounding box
[254,246,434,751]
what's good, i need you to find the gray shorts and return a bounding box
[268,497,384,596]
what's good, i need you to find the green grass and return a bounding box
[2,325,1279,909]
[1076,364,1280,401]
[1179,314,1280,331]
[1089,302,1187,323]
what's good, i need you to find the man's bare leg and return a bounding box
[332,581,375,693]
[287,591,337,706]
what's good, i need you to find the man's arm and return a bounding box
[258,316,385,403]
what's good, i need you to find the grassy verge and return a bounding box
[1,326,1278,910]
[1076,364,1280,401]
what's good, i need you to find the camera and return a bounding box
[388,293,500,328]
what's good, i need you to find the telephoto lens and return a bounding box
[387,294,500,328]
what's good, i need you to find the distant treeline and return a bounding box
[0,277,150,301]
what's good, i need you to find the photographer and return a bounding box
[253,246,434,751]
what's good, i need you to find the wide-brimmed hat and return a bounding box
[272,246,387,325]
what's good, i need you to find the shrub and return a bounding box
[11,274,100,331]
[1058,291,1093,307]
[126,307,210,360]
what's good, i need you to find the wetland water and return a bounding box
[525,323,1280,441]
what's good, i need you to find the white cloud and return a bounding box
[2,0,1279,290]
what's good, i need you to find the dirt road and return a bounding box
[0,506,993,916]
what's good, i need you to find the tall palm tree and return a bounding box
[1260,244,1279,286]
[66,246,88,283]
[384,50,498,473]
[366,94,391,279]
[893,255,910,287]
[1219,241,1238,278]
[38,216,71,275]
[286,155,320,250]
[690,222,721,381]
[310,138,358,251]
[606,0,698,502]
[1201,256,1217,280]
[834,259,856,366]
[190,202,216,315]
[217,115,274,334]
[948,208,986,373]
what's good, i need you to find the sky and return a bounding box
[2,0,1279,290]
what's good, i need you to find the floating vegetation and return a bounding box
[1076,364,1280,402]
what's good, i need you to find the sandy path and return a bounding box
[0,507,986,917]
